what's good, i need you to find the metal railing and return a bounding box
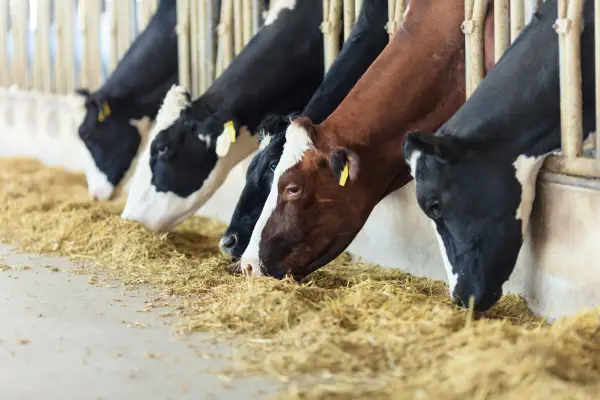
[0,0,159,93]
[464,0,600,179]
[0,0,403,105]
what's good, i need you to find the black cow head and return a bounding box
[76,88,145,200]
[403,132,545,311]
[121,85,260,233]
[219,113,294,260]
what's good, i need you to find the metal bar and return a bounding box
[63,0,76,92]
[596,0,600,163]
[464,0,474,98]
[242,0,253,45]
[555,0,584,159]
[544,155,600,179]
[470,0,487,94]
[343,0,355,41]
[495,0,509,62]
[190,0,200,97]
[0,0,8,87]
[176,0,191,91]
[510,0,525,42]
[233,0,243,54]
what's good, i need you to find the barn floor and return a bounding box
[0,244,279,399]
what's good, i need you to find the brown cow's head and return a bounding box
[239,118,389,280]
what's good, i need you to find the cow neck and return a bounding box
[440,0,595,161]
[203,0,324,132]
[301,0,389,125]
[316,0,468,194]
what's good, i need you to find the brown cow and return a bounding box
[239,0,496,280]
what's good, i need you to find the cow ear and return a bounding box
[403,131,460,163]
[329,147,360,187]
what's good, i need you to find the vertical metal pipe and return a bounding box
[176,0,191,91]
[596,0,600,163]
[494,0,509,62]
[510,0,525,42]
[387,0,396,40]
[242,0,253,45]
[470,0,487,94]
[343,0,354,41]
[563,0,584,158]
[464,0,474,98]
[233,0,243,54]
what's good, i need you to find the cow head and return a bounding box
[219,114,294,260]
[76,88,146,200]
[121,85,259,233]
[403,132,546,311]
[240,118,376,280]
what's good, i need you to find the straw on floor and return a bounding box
[1,158,599,400]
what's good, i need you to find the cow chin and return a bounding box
[84,161,115,201]
[444,220,522,312]
[264,232,356,282]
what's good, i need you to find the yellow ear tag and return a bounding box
[97,110,105,122]
[103,102,111,116]
[339,162,349,187]
[224,121,236,143]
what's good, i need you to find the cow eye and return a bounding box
[269,162,277,172]
[427,200,442,219]
[156,144,169,158]
[284,184,302,199]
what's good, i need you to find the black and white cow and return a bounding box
[77,0,178,200]
[218,0,390,260]
[403,0,595,311]
[121,0,327,233]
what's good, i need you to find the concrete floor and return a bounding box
[0,244,279,400]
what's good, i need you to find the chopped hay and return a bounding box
[1,157,600,399]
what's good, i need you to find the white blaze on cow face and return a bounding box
[264,0,297,26]
[431,222,458,297]
[240,122,314,276]
[512,153,548,237]
[407,149,421,178]
[408,148,458,297]
[121,85,192,226]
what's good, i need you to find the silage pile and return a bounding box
[1,157,600,400]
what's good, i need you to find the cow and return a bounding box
[218,0,390,261]
[402,0,595,311]
[77,0,179,201]
[121,0,328,233]
[239,0,495,283]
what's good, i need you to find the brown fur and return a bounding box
[259,0,497,280]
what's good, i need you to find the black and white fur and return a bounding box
[121,0,326,233]
[403,0,596,311]
[219,0,390,260]
[77,0,178,200]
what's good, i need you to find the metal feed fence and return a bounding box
[464,0,599,179]
[0,0,159,93]
[0,0,403,96]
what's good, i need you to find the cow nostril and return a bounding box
[452,294,465,307]
[221,234,237,249]
[243,264,253,276]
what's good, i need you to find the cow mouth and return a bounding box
[290,233,356,282]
